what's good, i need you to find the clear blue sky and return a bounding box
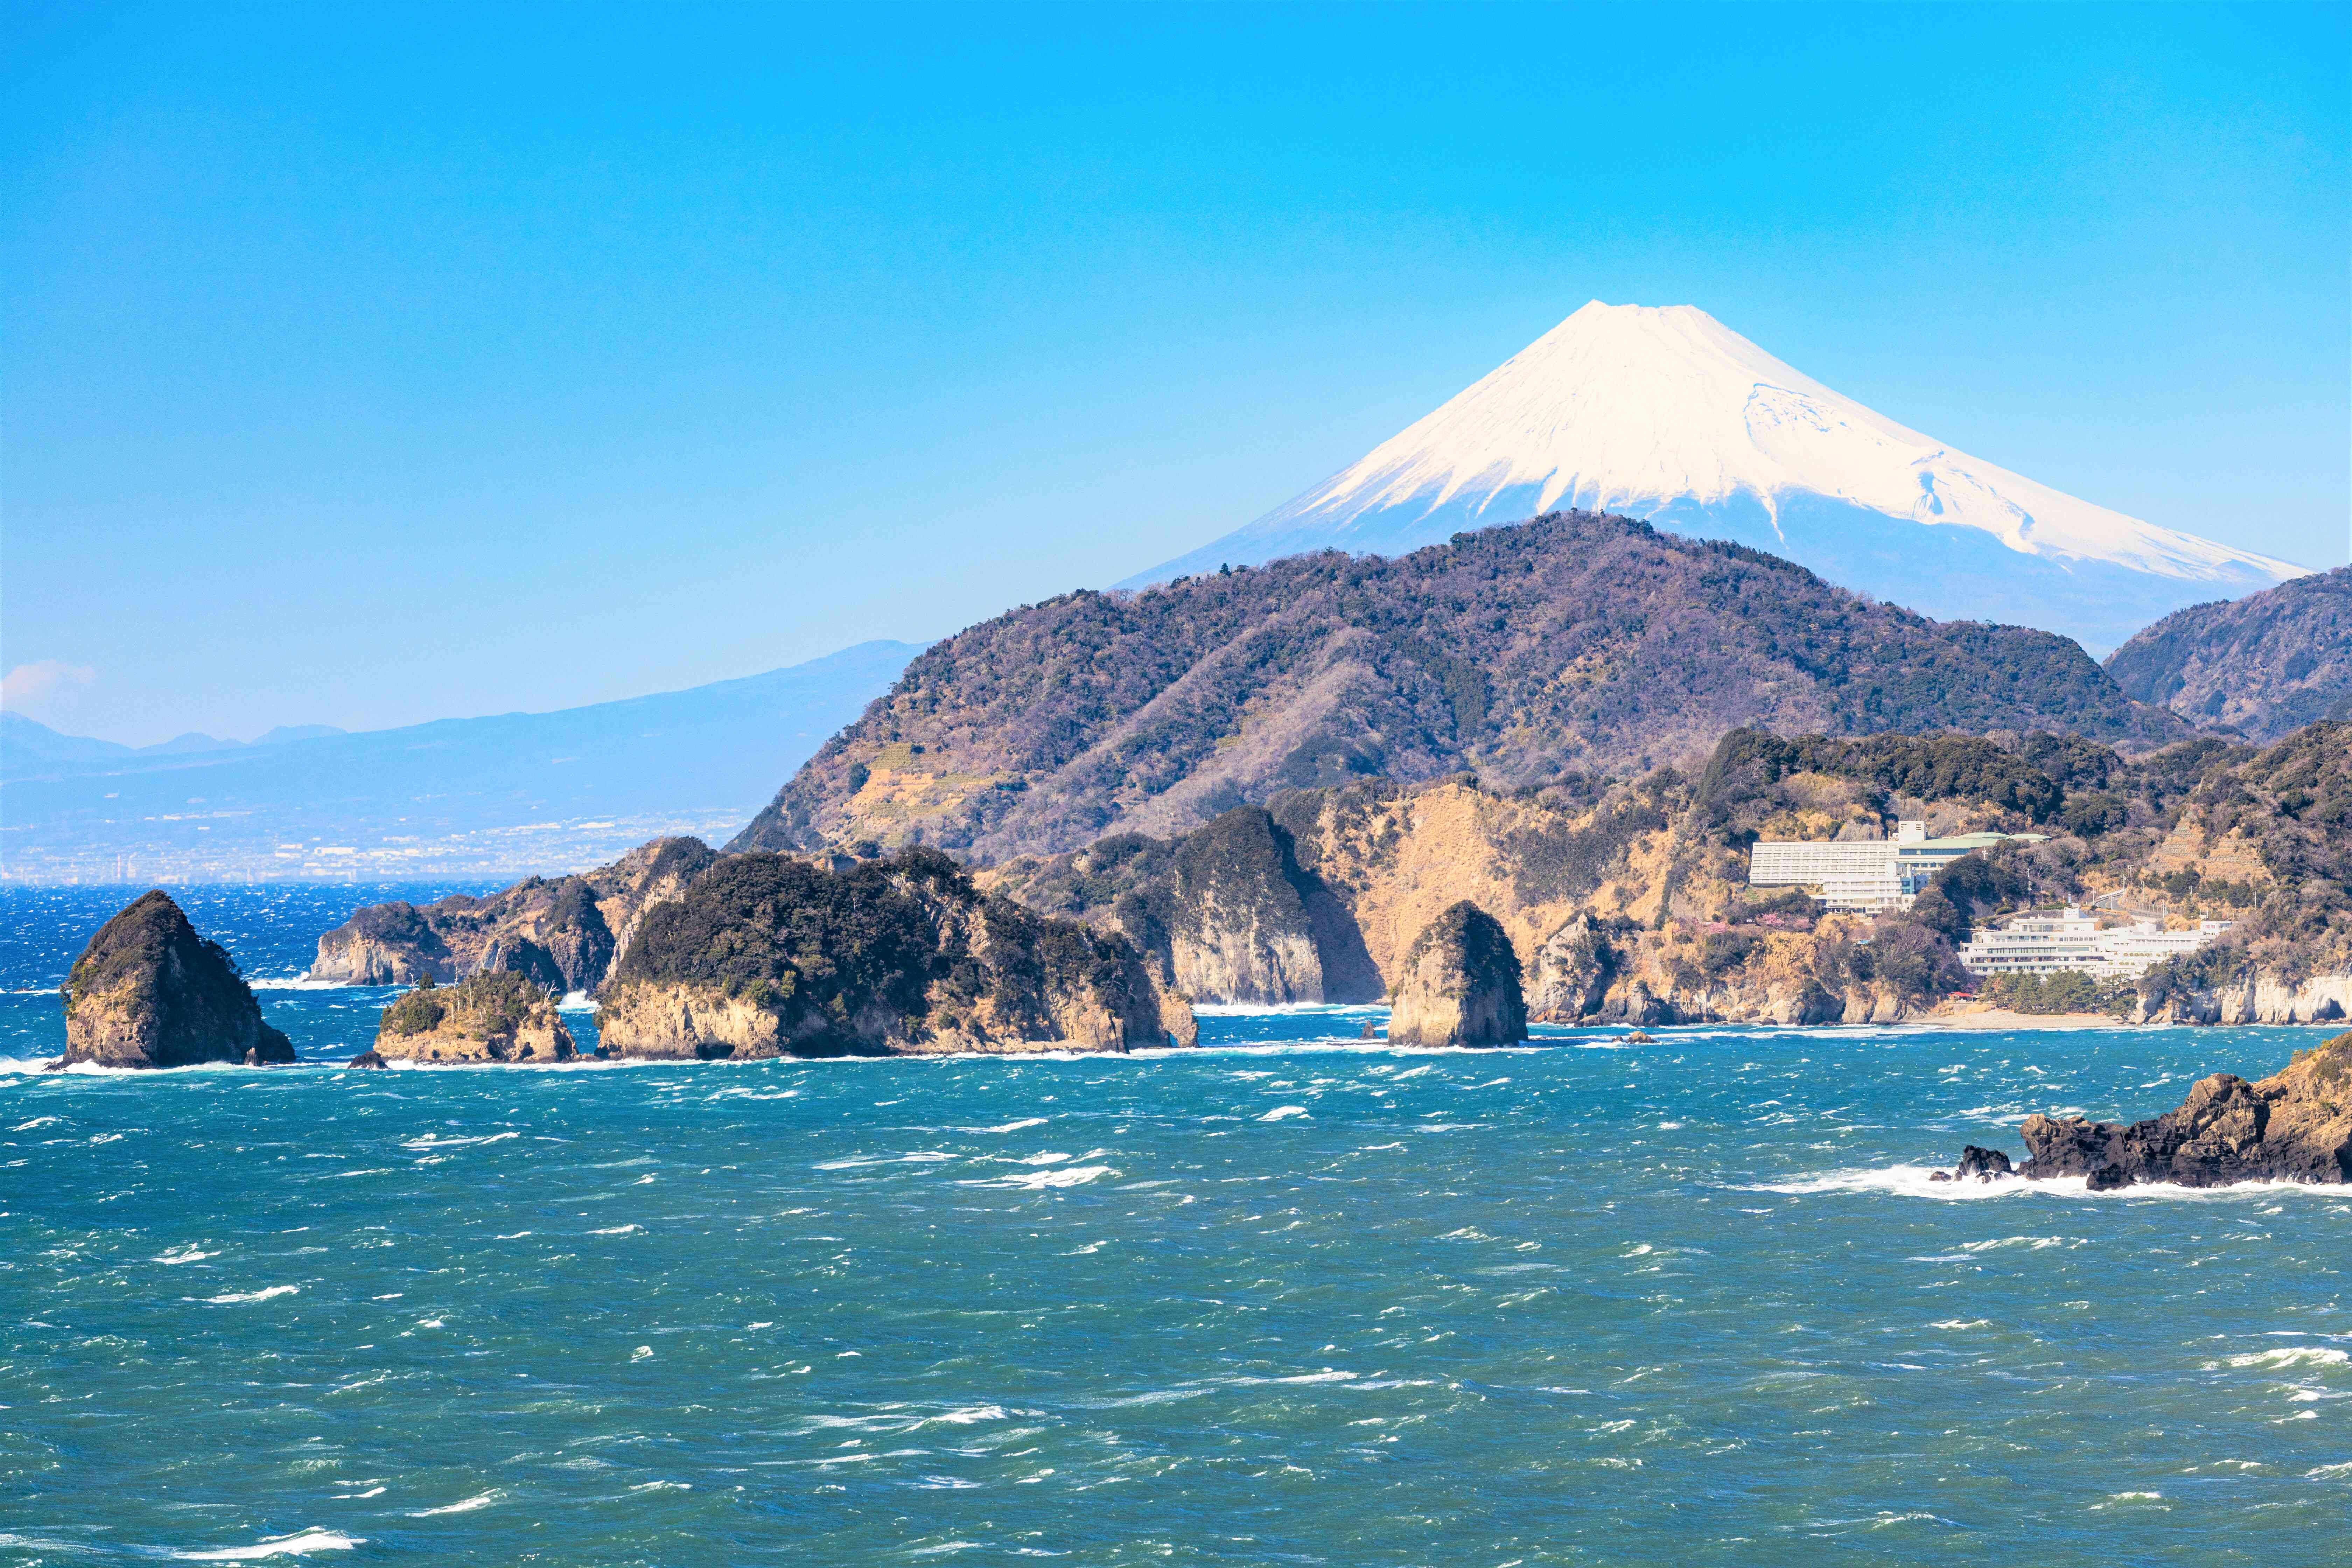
[6,1,2346,744]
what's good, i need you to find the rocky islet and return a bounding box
[55,890,295,1068]
[1937,1033,2352,1190]
[1386,901,1528,1048]
[372,971,578,1065]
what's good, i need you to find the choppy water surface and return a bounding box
[2,887,2346,1564]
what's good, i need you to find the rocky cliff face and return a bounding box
[373,972,576,1064]
[308,835,717,992]
[2132,974,2352,1026]
[1998,1035,2352,1188]
[591,835,720,969]
[992,720,2352,1028]
[735,510,2182,863]
[2107,567,2351,743]
[60,891,295,1067]
[1167,807,1326,1003]
[1387,902,1527,1047]
[595,848,1195,1060]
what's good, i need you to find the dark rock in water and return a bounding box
[1624,1029,1656,1044]
[2086,1162,2132,1192]
[1929,1147,2015,1183]
[1955,1145,2014,1181]
[1358,1019,1379,1040]
[1386,902,1527,1048]
[61,891,296,1068]
[2014,1033,2352,1189]
[346,1050,389,1069]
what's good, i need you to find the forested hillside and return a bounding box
[2105,565,2351,742]
[734,511,2184,863]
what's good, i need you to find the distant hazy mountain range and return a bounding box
[2107,566,2352,741]
[1129,302,2307,654]
[0,641,919,882]
[0,716,349,779]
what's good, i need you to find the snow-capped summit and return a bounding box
[1130,302,2307,651]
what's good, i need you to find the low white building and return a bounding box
[1748,820,2040,913]
[1958,907,2234,979]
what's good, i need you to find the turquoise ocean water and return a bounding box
[2,885,2346,1565]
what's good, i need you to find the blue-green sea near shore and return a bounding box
[2,884,2346,1565]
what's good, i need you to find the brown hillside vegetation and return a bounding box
[733,511,2185,863]
[2107,566,2352,742]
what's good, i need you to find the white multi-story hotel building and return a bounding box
[1747,820,2039,913]
[1958,908,2234,979]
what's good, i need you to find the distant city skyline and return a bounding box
[6,1,2347,745]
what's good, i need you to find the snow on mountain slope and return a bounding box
[1130,303,2307,651]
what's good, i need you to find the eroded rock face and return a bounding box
[1387,901,1527,1048]
[1982,1035,2352,1189]
[308,837,719,993]
[2132,973,2352,1027]
[1527,914,1614,1023]
[61,891,295,1068]
[1169,807,1325,1004]
[593,837,720,970]
[594,849,1195,1060]
[372,973,576,1065]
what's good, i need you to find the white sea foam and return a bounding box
[400,1132,520,1151]
[200,1285,298,1304]
[965,1164,1115,1190]
[247,977,348,992]
[812,1151,958,1171]
[153,1245,220,1265]
[177,1530,360,1559]
[10,1116,61,1130]
[0,1057,247,1076]
[557,990,595,1012]
[409,1491,500,1516]
[1748,1167,2342,1202]
[1258,1106,1309,1121]
[589,1225,639,1236]
[2208,1347,2351,1372]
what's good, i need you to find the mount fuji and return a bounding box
[1128,302,2307,652]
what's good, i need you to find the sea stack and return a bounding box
[372,972,576,1064]
[1386,901,1528,1048]
[59,891,296,1068]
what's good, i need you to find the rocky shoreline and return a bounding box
[1934,1034,2352,1190]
